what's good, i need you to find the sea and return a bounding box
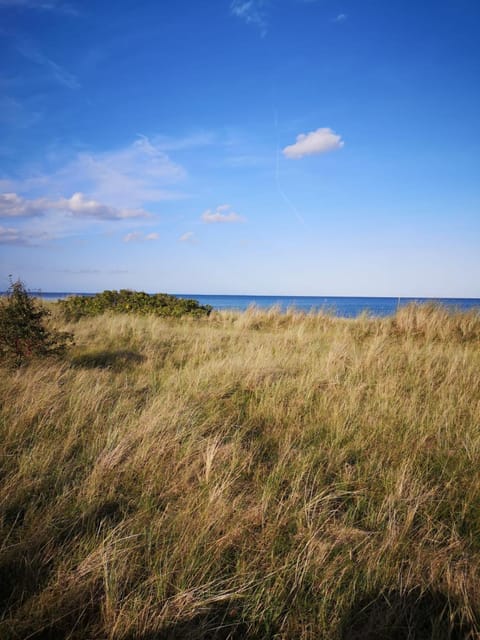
[25,293,480,319]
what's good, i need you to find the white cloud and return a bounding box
[282,128,344,159]
[333,13,347,23]
[230,0,268,34]
[0,137,186,244]
[201,204,245,224]
[123,231,159,243]
[0,192,48,217]
[0,192,149,220]
[179,231,196,243]
[58,193,148,220]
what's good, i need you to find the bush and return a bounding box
[57,289,213,321]
[0,278,73,365]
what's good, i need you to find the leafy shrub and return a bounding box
[0,279,73,365]
[58,289,213,320]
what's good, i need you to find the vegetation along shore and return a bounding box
[1,286,479,638]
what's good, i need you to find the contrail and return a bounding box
[274,108,305,225]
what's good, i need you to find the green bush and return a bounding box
[58,289,213,321]
[0,279,73,365]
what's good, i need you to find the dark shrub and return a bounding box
[0,278,73,365]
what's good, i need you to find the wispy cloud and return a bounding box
[123,231,159,243]
[230,0,268,35]
[0,95,42,128]
[201,204,245,224]
[16,41,80,89]
[66,137,186,207]
[3,137,186,209]
[224,153,270,168]
[152,131,216,152]
[0,0,77,14]
[179,231,196,243]
[0,224,50,245]
[231,0,340,35]
[55,268,129,274]
[0,192,149,220]
[0,224,28,245]
[283,128,344,159]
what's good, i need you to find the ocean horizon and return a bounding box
[20,292,480,318]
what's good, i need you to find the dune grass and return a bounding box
[0,304,479,639]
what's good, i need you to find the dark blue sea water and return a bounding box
[22,292,480,318]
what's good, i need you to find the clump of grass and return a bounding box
[0,304,479,638]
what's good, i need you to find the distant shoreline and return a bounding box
[16,292,480,318]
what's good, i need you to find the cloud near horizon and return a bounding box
[283,127,344,159]
[123,231,159,242]
[201,204,245,224]
[0,224,27,245]
[0,223,50,245]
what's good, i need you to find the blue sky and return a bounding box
[1,0,479,296]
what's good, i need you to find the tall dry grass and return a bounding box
[0,304,479,639]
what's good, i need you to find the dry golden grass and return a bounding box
[0,304,479,639]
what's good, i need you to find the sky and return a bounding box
[0,0,479,297]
